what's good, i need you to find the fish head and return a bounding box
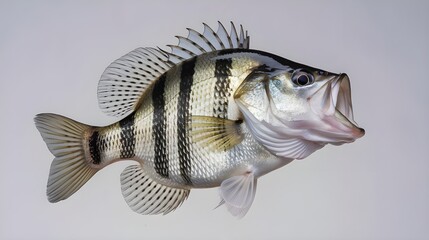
[235,63,365,159]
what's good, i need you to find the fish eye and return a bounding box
[291,70,314,87]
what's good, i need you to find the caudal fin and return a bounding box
[35,113,98,203]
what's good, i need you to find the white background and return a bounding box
[1,1,428,239]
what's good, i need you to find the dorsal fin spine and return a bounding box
[239,25,245,47]
[186,28,216,51]
[176,36,206,54]
[229,22,239,48]
[203,23,224,49]
[167,44,195,59]
[217,21,232,48]
[157,47,184,64]
[165,22,250,64]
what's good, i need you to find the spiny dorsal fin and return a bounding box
[163,21,250,64]
[98,47,173,117]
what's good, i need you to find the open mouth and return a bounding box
[332,74,354,122]
[331,74,365,138]
[310,73,365,140]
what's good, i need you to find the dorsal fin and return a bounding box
[162,21,250,64]
[98,47,173,117]
[98,22,249,117]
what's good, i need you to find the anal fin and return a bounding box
[218,172,257,218]
[120,165,190,215]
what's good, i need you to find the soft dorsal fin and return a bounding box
[163,21,250,64]
[98,47,173,117]
[98,22,249,117]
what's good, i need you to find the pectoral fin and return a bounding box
[218,172,257,218]
[190,116,244,152]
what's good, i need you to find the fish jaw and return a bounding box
[308,73,365,143]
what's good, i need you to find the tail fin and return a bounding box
[35,113,98,203]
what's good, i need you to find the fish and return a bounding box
[34,21,365,218]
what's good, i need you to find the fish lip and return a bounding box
[332,73,365,138]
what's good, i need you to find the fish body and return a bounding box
[35,22,364,217]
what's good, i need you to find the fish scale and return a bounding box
[119,114,136,159]
[213,58,233,118]
[152,74,169,178]
[35,22,364,218]
[177,58,196,184]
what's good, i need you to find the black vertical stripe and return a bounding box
[119,113,136,159]
[89,130,101,165]
[177,58,196,185]
[152,75,169,178]
[214,58,232,118]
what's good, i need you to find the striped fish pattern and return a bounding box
[35,22,364,218]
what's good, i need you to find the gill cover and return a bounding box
[234,68,324,159]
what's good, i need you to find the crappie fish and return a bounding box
[35,22,365,217]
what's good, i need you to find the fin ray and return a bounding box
[218,173,257,218]
[186,28,216,52]
[216,21,232,49]
[120,165,190,215]
[98,47,173,117]
[165,22,250,64]
[230,22,239,48]
[98,22,249,117]
[167,44,195,59]
[176,36,205,55]
[35,114,98,203]
[190,116,244,151]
